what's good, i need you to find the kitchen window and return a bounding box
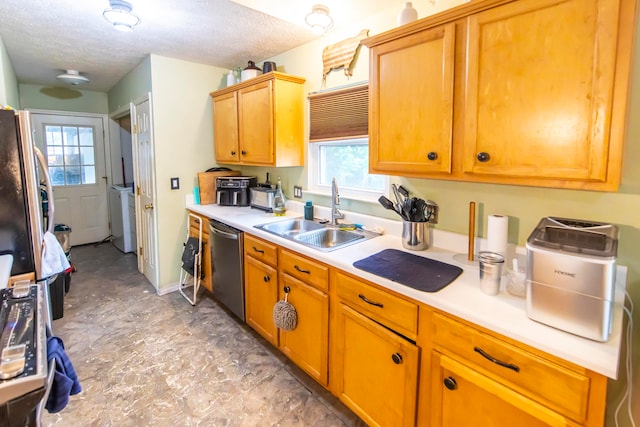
[308,83,386,200]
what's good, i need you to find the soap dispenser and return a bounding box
[304,201,314,220]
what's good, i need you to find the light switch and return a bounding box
[171,177,180,190]
[293,186,303,198]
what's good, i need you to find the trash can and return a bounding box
[53,223,73,296]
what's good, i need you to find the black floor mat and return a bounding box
[353,249,463,292]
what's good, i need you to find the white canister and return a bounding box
[398,2,418,26]
[226,70,236,87]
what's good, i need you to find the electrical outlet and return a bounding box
[171,177,180,190]
[293,185,303,198]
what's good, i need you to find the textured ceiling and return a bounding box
[0,0,388,92]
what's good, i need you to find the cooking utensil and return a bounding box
[397,185,410,200]
[378,195,406,220]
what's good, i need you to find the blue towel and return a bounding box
[46,336,82,413]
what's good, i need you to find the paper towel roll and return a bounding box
[487,214,508,256]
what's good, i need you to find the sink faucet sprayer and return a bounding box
[331,177,344,225]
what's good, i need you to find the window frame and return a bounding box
[307,137,388,202]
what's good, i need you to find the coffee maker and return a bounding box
[216,176,256,206]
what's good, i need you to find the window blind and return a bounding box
[308,83,368,141]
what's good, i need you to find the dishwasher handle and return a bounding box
[209,220,241,240]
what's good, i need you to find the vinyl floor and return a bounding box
[41,242,365,427]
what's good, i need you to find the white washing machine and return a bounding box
[109,185,135,253]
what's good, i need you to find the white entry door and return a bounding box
[31,113,109,246]
[131,96,159,290]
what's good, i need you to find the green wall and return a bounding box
[0,35,19,109]
[148,54,226,290]
[19,84,108,113]
[108,56,152,113]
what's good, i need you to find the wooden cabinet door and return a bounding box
[334,303,419,427]
[369,23,455,176]
[212,91,240,163]
[278,273,329,386]
[238,81,274,165]
[462,0,619,182]
[244,255,278,346]
[430,352,577,427]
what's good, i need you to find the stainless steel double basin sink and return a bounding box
[254,218,379,252]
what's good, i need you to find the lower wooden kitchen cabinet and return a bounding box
[332,271,420,427]
[419,310,607,427]
[187,211,212,294]
[333,303,419,427]
[244,236,279,347]
[278,249,330,386]
[238,233,609,427]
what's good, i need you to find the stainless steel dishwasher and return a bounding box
[209,219,245,321]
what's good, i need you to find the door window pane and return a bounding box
[44,125,96,186]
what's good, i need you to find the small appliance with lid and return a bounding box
[525,217,618,342]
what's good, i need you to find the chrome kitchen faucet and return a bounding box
[331,177,344,225]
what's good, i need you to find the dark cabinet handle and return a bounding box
[477,152,490,162]
[443,376,457,390]
[358,294,383,308]
[391,353,403,364]
[241,150,247,156]
[294,265,310,274]
[263,275,270,282]
[474,347,520,372]
[252,246,264,254]
[427,151,438,161]
[231,150,236,156]
[283,286,290,293]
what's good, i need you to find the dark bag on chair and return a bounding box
[181,237,200,277]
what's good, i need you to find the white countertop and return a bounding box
[187,202,625,379]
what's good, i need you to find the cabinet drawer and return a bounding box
[280,249,329,292]
[335,272,418,340]
[432,312,590,422]
[244,234,278,267]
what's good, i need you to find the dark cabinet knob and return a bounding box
[231,150,236,156]
[391,353,403,364]
[263,275,270,282]
[427,152,438,161]
[443,376,457,390]
[477,152,490,162]
[241,150,247,156]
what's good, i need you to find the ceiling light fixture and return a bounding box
[56,70,90,85]
[305,4,334,34]
[103,0,141,32]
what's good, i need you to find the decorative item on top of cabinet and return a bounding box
[322,29,369,84]
[363,0,637,191]
[210,72,305,167]
[397,2,418,26]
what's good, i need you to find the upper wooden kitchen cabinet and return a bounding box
[363,0,637,191]
[367,23,456,176]
[210,72,306,167]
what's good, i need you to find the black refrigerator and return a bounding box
[0,109,54,427]
[0,109,43,278]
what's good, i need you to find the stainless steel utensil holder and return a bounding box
[402,221,429,251]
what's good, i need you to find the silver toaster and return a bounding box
[525,217,618,342]
[250,186,276,212]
